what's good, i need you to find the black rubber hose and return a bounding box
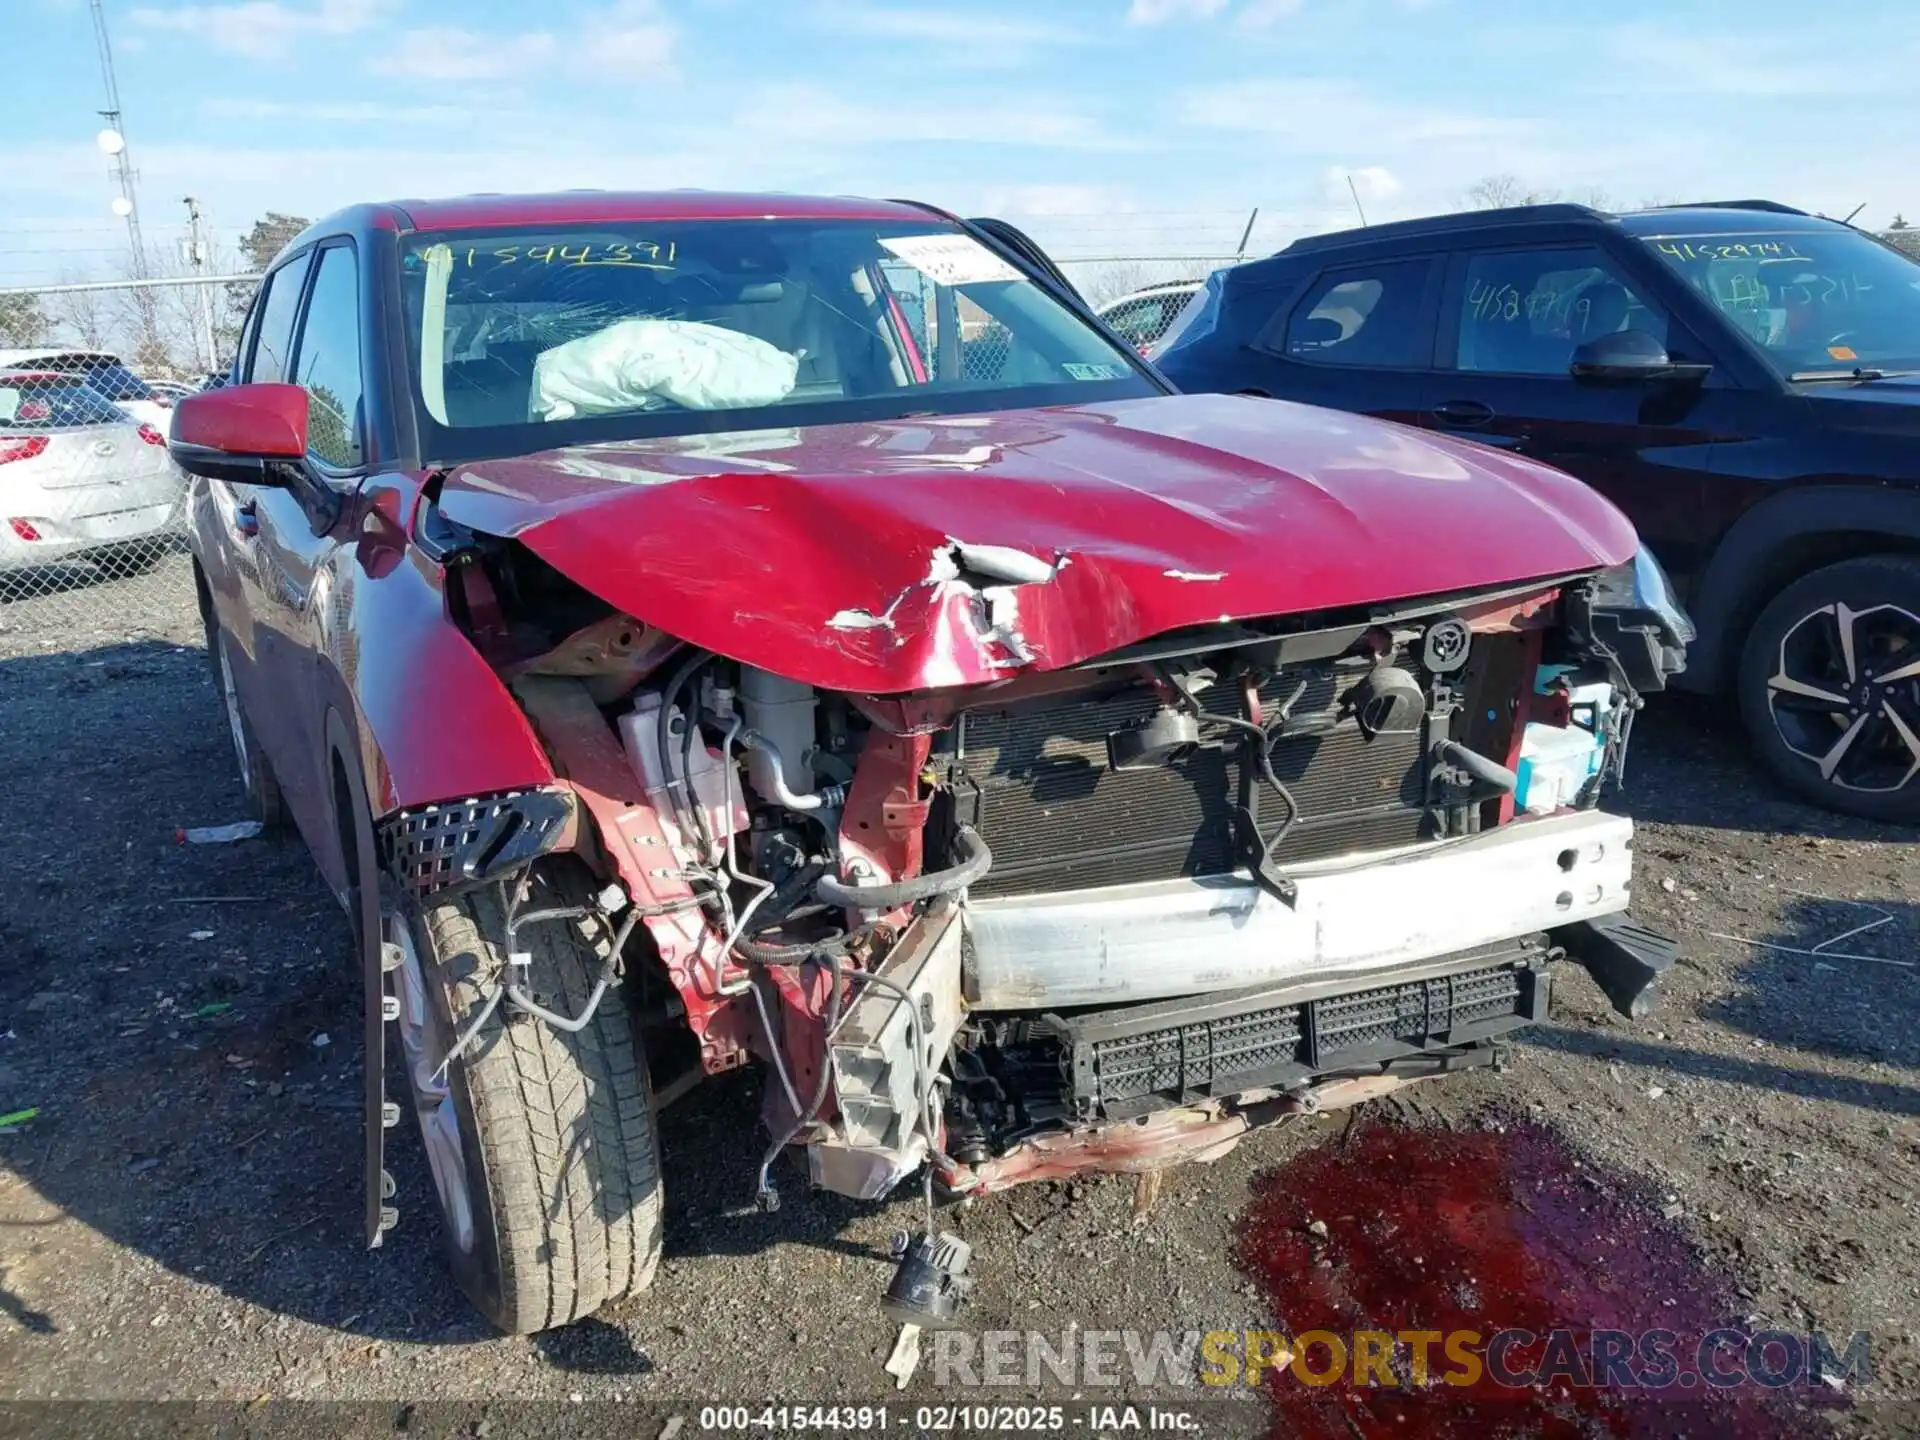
[748,862,831,934]
[813,826,993,911]
[736,929,852,965]
[1197,706,1303,867]
[1435,739,1518,794]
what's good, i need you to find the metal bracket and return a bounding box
[363,912,393,1250]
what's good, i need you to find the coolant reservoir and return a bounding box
[1514,675,1613,815]
[1513,723,1602,815]
[619,695,748,857]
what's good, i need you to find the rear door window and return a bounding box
[1105,292,1193,351]
[10,355,151,401]
[0,378,126,429]
[71,357,153,402]
[1268,258,1440,368]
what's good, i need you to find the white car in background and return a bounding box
[1095,281,1204,356]
[0,371,186,577]
[0,348,177,435]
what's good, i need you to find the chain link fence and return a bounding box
[0,273,257,639]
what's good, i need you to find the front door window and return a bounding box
[1455,248,1669,376]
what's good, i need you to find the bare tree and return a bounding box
[1464,175,1561,210]
[0,293,50,347]
[49,273,113,351]
[129,237,251,375]
[1073,260,1212,310]
[202,211,308,370]
[1078,261,1161,308]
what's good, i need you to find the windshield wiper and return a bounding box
[1786,366,1920,383]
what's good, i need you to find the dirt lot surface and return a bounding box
[3,557,1918,1437]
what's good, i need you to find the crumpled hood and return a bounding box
[438,393,1637,693]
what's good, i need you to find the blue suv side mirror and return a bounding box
[1571,330,1712,386]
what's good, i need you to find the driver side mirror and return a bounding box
[168,383,309,485]
[1570,331,1712,387]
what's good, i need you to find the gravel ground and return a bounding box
[2,556,1917,1436]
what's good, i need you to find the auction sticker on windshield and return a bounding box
[880,234,1022,286]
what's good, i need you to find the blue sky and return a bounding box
[9,0,1920,287]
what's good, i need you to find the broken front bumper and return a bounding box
[964,809,1635,1008]
[809,809,1670,1201]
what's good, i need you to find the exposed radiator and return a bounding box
[958,664,1431,898]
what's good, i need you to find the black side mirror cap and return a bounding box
[1570,331,1711,386]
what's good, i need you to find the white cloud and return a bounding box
[976,184,1140,217]
[1130,0,1427,30]
[200,97,479,125]
[129,0,383,59]
[1322,165,1401,202]
[583,0,676,75]
[1236,0,1302,26]
[1602,23,1870,98]
[367,26,559,81]
[1127,0,1227,24]
[1180,79,1511,146]
[368,5,673,84]
[731,84,1129,152]
[814,4,1084,46]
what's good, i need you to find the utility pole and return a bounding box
[90,0,145,273]
[90,0,161,365]
[183,197,216,370]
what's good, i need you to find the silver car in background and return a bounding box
[0,348,177,436]
[1095,280,1204,356]
[0,371,187,577]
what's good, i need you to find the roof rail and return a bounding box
[1281,203,1606,256]
[1651,200,1808,216]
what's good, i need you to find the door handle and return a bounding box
[1432,400,1496,427]
[235,499,260,538]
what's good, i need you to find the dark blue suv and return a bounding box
[1157,200,1920,822]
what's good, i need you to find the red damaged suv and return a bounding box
[172,192,1690,1334]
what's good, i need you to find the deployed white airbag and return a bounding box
[531,318,800,420]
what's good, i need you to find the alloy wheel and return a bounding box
[1765,601,1920,794]
[385,907,477,1255]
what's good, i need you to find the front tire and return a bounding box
[1737,555,1920,823]
[386,864,662,1334]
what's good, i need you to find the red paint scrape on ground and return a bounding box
[1234,1120,1846,1439]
